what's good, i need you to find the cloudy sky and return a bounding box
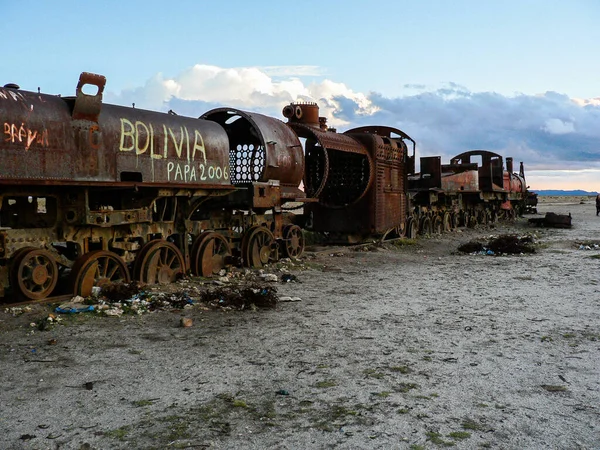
[4,0,600,191]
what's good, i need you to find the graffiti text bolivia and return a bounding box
[119,118,227,182]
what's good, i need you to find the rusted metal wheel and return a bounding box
[419,216,432,236]
[134,240,184,284]
[451,212,460,229]
[477,209,488,225]
[460,211,469,227]
[242,226,278,267]
[71,250,130,298]
[11,248,59,300]
[282,225,305,258]
[432,215,443,234]
[406,217,418,239]
[442,212,452,232]
[190,232,231,277]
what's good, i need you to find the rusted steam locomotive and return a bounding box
[0,72,529,303]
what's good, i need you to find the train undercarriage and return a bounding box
[0,185,305,304]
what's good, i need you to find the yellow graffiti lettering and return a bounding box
[119,118,135,151]
[149,124,160,159]
[184,126,190,162]
[193,130,207,163]
[168,126,185,159]
[135,121,150,155]
[167,161,174,180]
[3,122,10,141]
[163,124,168,158]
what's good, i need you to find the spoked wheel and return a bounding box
[477,209,488,226]
[11,248,59,300]
[460,211,469,227]
[71,250,130,298]
[442,212,452,232]
[242,226,278,267]
[419,216,432,236]
[190,232,231,277]
[406,217,418,239]
[490,209,499,224]
[451,212,460,229]
[432,215,443,235]
[134,240,185,284]
[282,225,305,258]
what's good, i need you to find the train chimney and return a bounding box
[282,102,320,128]
[506,157,514,174]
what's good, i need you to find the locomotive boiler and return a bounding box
[282,102,416,242]
[0,73,306,302]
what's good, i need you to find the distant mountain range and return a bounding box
[531,190,598,196]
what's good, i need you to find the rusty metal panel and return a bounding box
[101,104,231,187]
[441,170,480,192]
[200,108,303,190]
[1,88,76,182]
[251,183,281,209]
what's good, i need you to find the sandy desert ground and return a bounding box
[1,196,599,450]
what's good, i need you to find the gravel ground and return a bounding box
[1,197,599,450]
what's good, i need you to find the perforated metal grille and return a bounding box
[229,144,265,184]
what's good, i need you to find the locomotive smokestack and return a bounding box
[506,157,513,174]
[282,102,320,128]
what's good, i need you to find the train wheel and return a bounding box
[460,211,470,227]
[406,217,418,239]
[442,212,452,232]
[134,241,184,284]
[191,232,231,277]
[433,215,443,234]
[243,226,278,267]
[420,216,432,236]
[468,214,478,228]
[490,209,498,224]
[282,225,305,258]
[71,250,130,298]
[477,209,488,226]
[12,248,59,300]
[451,212,460,229]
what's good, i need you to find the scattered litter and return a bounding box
[200,283,278,310]
[4,306,33,316]
[276,389,290,396]
[279,296,302,302]
[281,274,299,283]
[577,243,599,250]
[458,234,536,255]
[100,282,142,301]
[55,303,95,314]
[260,274,279,282]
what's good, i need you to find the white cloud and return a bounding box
[543,118,574,134]
[107,64,376,127]
[572,97,600,107]
[104,63,600,189]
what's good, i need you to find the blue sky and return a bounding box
[4,0,600,191]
